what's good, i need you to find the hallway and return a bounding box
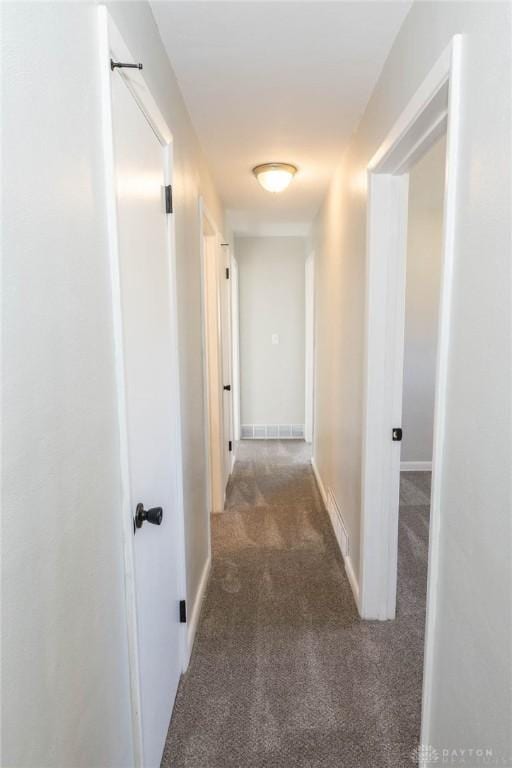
[162,442,430,768]
[4,3,511,765]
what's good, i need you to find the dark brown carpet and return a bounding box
[162,440,430,767]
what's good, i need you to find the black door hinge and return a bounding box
[179,599,187,623]
[228,440,233,452]
[392,427,403,442]
[225,267,230,279]
[165,185,173,214]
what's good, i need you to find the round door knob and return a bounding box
[134,503,163,530]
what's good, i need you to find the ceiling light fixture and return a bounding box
[252,163,297,193]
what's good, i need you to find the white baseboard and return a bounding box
[400,461,432,472]
[311,456,328,507]
[311,457,360,614]
[185,553,211,670]
[344,554,360,608]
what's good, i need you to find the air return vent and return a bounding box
[326,488,349,557]
[240,424,305,440]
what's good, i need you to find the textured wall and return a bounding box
[2,4,134,765]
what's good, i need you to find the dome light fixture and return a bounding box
[252,162,298,193]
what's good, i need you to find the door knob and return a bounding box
[223,384,231,391]
[134,503,163,531]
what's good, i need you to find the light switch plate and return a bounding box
[272,333,279,345]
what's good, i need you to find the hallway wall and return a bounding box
[312,1,511,761]
[2,2,223,766]
[236,236,306,429]
[402,137,446,464]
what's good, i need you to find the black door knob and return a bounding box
[223,384,231,391]
[134,503,163,531]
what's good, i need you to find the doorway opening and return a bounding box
[397,131,447,722]
[359,35,462,748]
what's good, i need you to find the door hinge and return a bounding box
[165,185,173,214]
[225,267,230,279]
[228,440,233,452]
[179,599,187,623]
[392,427,403,442]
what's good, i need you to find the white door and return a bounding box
[220,246,233,477]
[111,69,182,768]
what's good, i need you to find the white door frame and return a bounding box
[199,199,228,514]
[99,9,188,765]
[305,251,315,444]
[230,254,241,444]
[220,242,235,473]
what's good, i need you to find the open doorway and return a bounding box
[397,134,446,665]
[359,34,462,752]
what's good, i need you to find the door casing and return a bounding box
[199,200,233,514]
[305,251,316,445]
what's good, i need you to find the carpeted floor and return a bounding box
[161,440,431,768]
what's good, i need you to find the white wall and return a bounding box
[236,236,306,427]
[401,137,446,463]
[2,2,222,765]
[312,1,511,761]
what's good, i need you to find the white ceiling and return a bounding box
[151,1,412,235]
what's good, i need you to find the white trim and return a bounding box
[368,44,452,174]
[311,457,360,612]
[360,172,409,621]
[199,200,232,515]
[199,199,217,538]
[400,461,432,472]
[304,252,315,444]
[219,240,235,488]
[231,255,241,443]
[360,37,462,624]
[344,557,360,611]
[420,36,464,761]
[99,9,188,764]
[185,554,212,668]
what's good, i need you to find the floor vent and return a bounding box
[241,424,305,440]
[326,488,349,557]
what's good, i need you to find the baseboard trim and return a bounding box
[185,553,211,670]
[400,461,432,472]
[344,554,360,608]
[310,457,360,614]
[311,456,328,507]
